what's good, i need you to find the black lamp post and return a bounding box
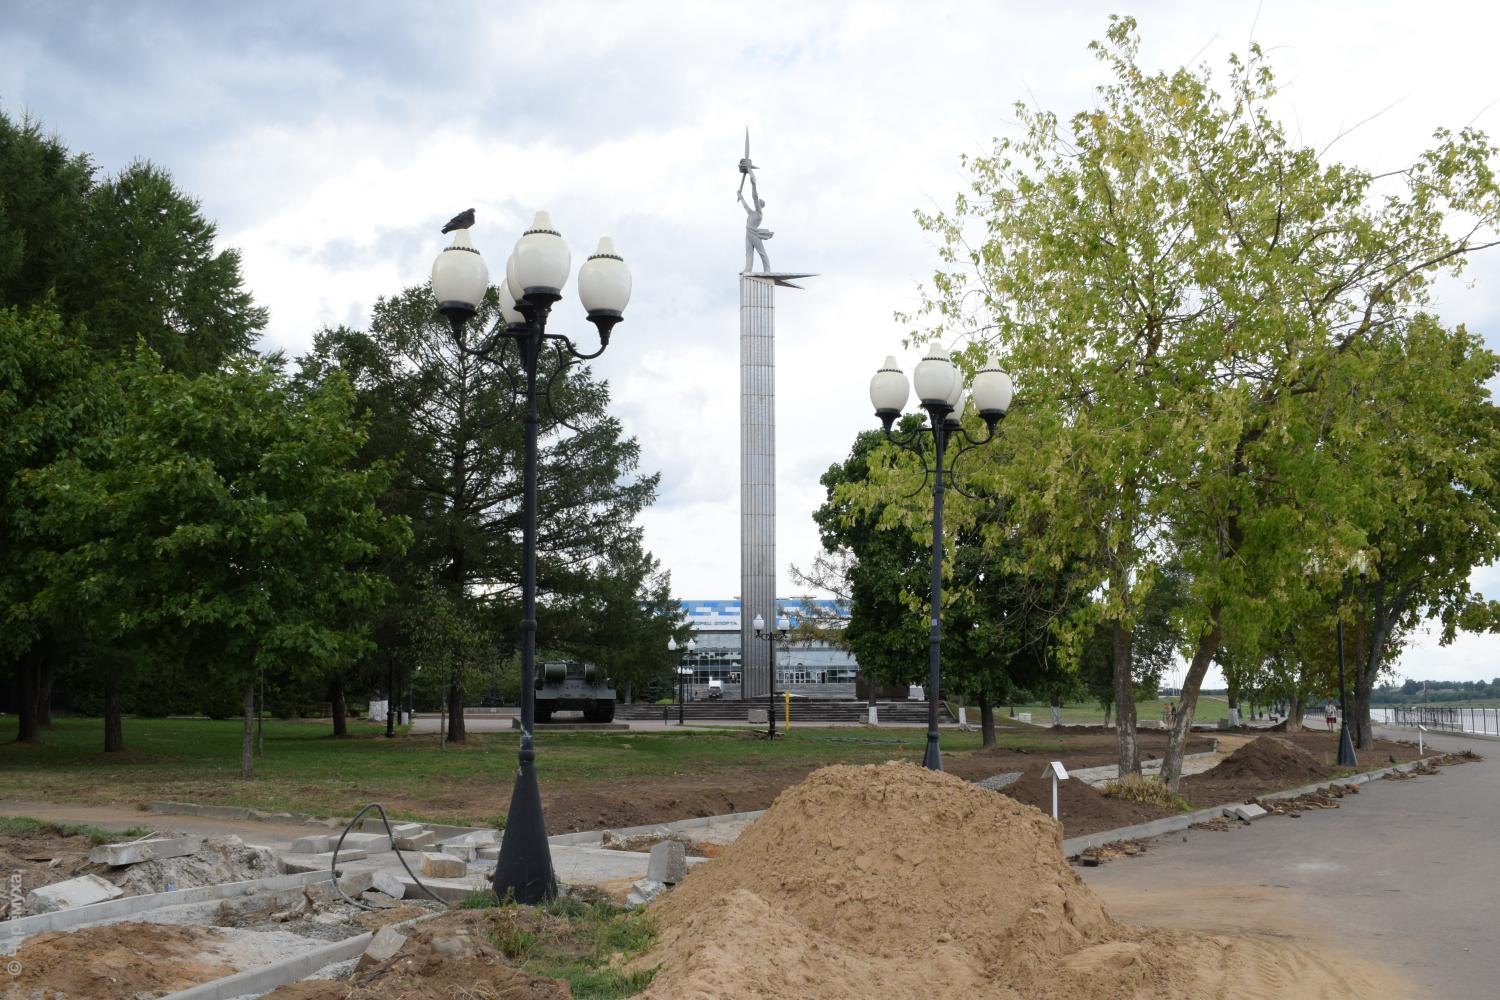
[868,348,1013,771]
[752,613,787,740]
[431,211,631,904]
[669,636,696,725]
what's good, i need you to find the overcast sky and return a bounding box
[6,0,1500,687]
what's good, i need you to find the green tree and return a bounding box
[299,283,659,738]
[26,352,409,767]
[0,307,115,741]
[907,18,1500,788]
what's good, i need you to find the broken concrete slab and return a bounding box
[391,872,484,904]
[388,822,425,839]
[476,845,499,861]
[443,829,499,847]
[279,850,366,874]
[336,870,376,895]
[358,925,407,970]
[1225,803,1269,822]
[288,834,335,854]
[647,840,687,885]
[371,869,407,900]
[24,873,125,913]
[626,878,665,906]
[89,835,202,867]
[419,852,466,878]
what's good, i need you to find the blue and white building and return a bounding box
[676,598,860,694]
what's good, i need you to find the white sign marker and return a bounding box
[1048,761,1070,820]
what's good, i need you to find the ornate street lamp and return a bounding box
[431,211,631,904]
[669,636,697,725]
[868,347,1013,771]
[752,613,787,740]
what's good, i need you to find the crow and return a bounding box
[441,208,476,233]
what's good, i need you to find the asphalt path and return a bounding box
[1080,728,1499,998]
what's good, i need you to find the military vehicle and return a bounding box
[535,660,616,723]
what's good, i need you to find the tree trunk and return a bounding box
[1103,701,1112,727]
[1049,696,1062,728]
[256,672,264,756]
[1111,620,1139,778]
[1226,679,1240,728]
[386,659,397,738]
[35,659,53,727]
[978,692,997,749]
[103,671,124,752]
[1353,669,1374,749]
[446,678,466,743]
[15,652,39,743]
[1285,692,1303,733]
[240,684,255,778]
[624,680,634,705]
[1160,621,1223,790]
[330,676,347,737]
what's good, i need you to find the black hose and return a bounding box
[331,802,448,909]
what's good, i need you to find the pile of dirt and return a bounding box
[3,922,236,997]
[106,834,278,895]
[1432,749,1483,766]
[998,764,1173,836]
[1200,736,1332,783]
[262,911,569,1000]
[0,828,97,910]
[634,761,1398,998]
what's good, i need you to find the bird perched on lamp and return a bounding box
[441,208,476,233]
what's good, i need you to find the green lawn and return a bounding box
[998,695,1230,727]
[0,715,1038,826]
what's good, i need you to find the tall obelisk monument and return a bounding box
[736,131,812,701]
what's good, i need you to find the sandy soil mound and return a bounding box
[3,922,235,997]
[1202,736,1332,783]
[637,761,1400,998]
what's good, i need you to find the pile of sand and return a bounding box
[4,923,236,996]
[636,761,1399,998]
[1201,736,1331,783]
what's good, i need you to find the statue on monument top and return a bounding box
[738,129,773,273]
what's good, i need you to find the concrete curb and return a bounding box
[160,910,444,1000]
[2,870,335,949]
[1060,755,1441,857]
[548,808,768,846]
[147,801,343,828]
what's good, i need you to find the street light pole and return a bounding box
[669,637,695,725]
[752,613,786,740]
[430,211,631,904]
[868,349,1013,771]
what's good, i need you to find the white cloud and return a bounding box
[6,0,1500,679]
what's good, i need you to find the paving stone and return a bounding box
[647,841,687,885]
[476,845,500,861]
[371,869,407,899]
[1227,803,1269,822]
[438,839,477,861]
[288,834,335,854]
[420,852,467,878]
[339,832,393,853]
[358,925,407,970]
[388,822,425,839]
[89,835,202,867]
[25,874,125,913]
[394,831,438,851]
